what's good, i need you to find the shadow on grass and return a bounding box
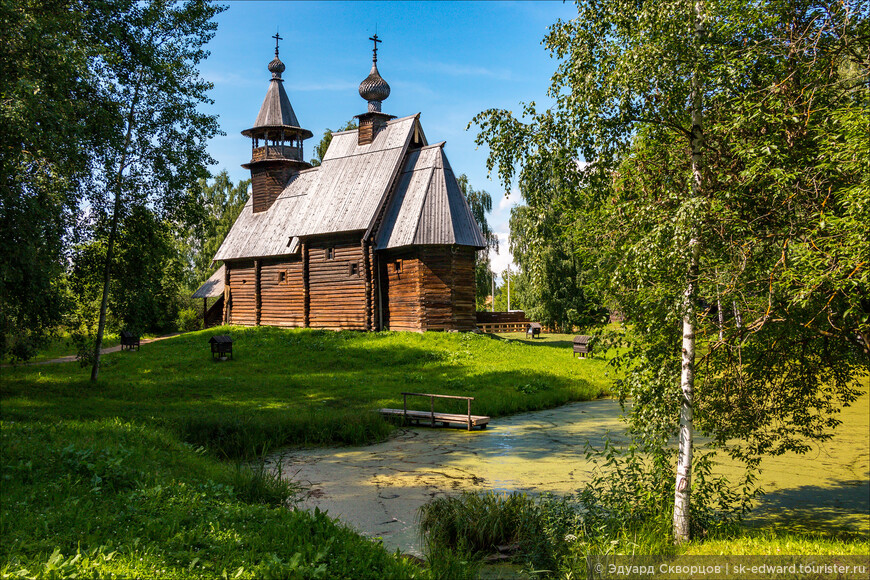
[748,480,870,537]
[1,326,611,458]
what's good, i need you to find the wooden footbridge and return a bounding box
[379,392,490,431]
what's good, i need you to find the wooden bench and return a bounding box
[573,335,593,358]
[120,330,139,351]
[379,392,490,431]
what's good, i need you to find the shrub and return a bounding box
[176,307,202,332]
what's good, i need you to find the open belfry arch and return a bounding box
[197,35,486,331]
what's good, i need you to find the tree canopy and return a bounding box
[473,0,868,540]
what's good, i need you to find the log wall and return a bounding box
[226,260,257,326]
[308,236,367,330]
[381,248,422,331]
[419,246,477,331]
[380,246,477,332]
[259,256,305,327]
[223,242,476,332]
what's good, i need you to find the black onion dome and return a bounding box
[359,63,390,102]
[268,56,285,77]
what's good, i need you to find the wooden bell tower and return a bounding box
[241,33,313,213]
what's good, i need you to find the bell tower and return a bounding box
[242,33,313,213]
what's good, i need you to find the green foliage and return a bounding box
[176,307,202,332]
[472,0,869,536]
[0,0,118,359]
[181,170,251,290]
[510,202,607,330]
[418,440,760,575]
[457,174,500,310]
[69,206,189,335]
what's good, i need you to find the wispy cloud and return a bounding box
[203,70,259,87]
[406,58,513,81]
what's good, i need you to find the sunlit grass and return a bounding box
[1,326,612,457]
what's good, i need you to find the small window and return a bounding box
[278,271,286,284]
[394,259,402,273]
[325,247,335,260]
[349,262,359,277]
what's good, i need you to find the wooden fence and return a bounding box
[475,311,530,333]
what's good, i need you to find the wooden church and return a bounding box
[194,36,486,332]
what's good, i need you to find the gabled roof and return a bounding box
[214,115,417,261]
[376,143,487,250]
[213,114,487,262]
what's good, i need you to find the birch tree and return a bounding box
[473,0,867,541]
[89,0,223,380]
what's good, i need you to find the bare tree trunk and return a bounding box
[91,82,140,381]
[674,0,705,543]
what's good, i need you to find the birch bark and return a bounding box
[90,80,140,381]
[673,0,705,542]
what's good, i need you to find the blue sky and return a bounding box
[201,1,577,281]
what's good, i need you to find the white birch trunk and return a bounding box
[91,81,140,381]
[673,0,705,543]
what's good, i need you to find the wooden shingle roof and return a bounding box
[192,265,225,298]
[376,143,487,250]
[213,115,486,262]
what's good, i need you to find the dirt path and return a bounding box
[2,333,183,367]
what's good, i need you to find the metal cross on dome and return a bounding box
[369,33,381,62]
[272,31,282,56]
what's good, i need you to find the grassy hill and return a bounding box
[1,327,610,578]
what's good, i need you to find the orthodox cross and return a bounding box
[273,31,282,56]
[369,33,381,62]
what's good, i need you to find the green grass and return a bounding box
[0,419,422,579]
[1,326,611,457]
[0,327,610,579]
[1,331,122,364]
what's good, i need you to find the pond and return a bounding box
[270,394,869,556]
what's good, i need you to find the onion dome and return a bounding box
[359,34,390,113]
[268,56,285,78]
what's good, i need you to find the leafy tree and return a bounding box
[457,174,499,310]
[473,0,867,541]
[510,203,605,331]
[309,120,357,166]
[88,0,224,380]
[0,0,118,359]
[70,207,187,335]
[182,170,251,288]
